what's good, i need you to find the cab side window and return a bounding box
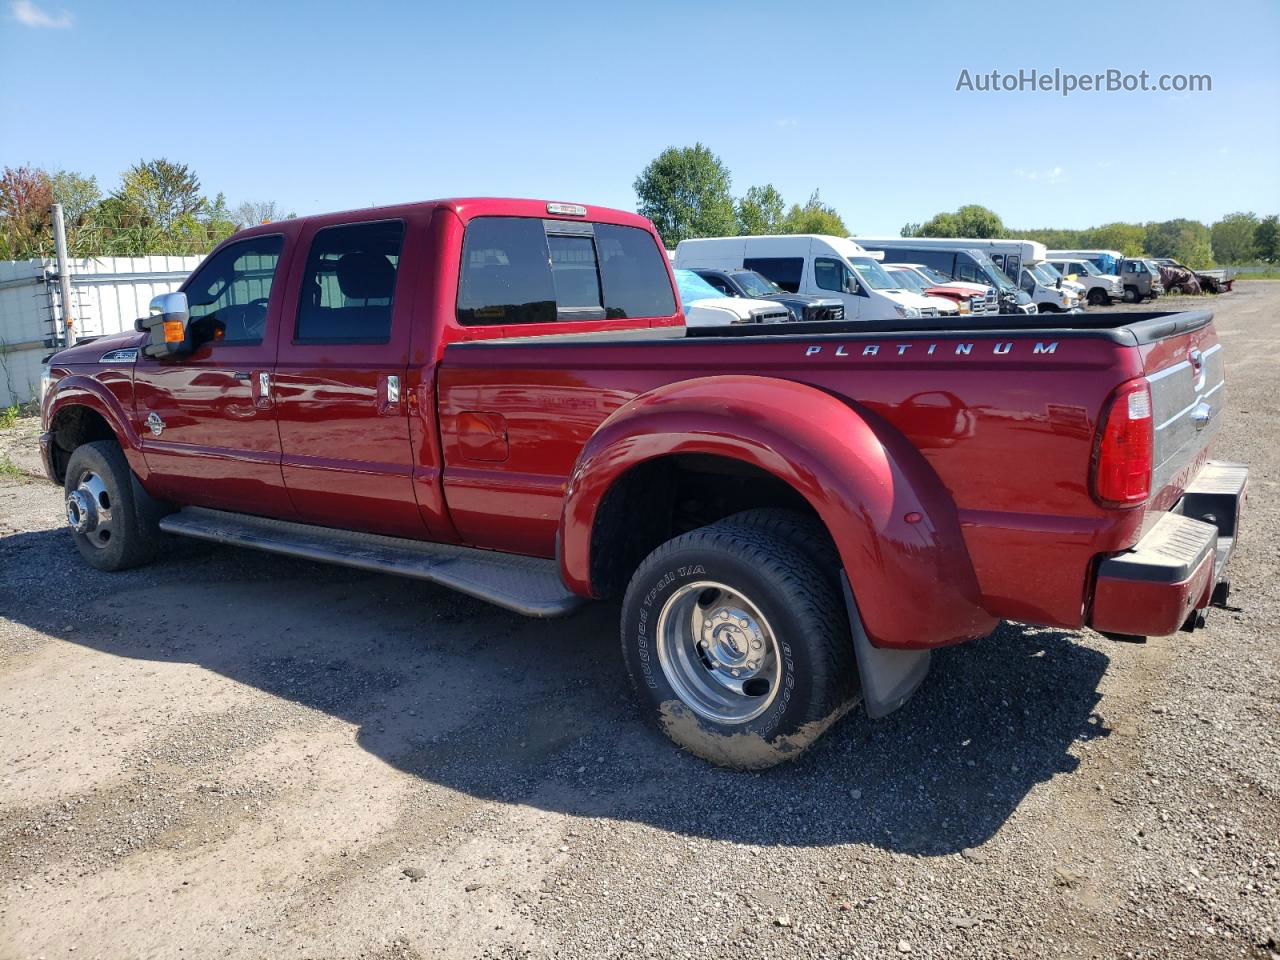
[185,235,284,346]
[295,220,405,344]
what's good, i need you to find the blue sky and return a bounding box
[2,0,1277,234]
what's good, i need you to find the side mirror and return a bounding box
[140,292,193,359]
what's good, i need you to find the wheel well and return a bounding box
[48,405,117,483]
[588,454,822,599]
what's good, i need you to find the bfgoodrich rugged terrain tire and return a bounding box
[63,441,164,572]
[620,512,858,769]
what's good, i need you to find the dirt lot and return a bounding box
[2,286,1278,960]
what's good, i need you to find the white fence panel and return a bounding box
[0,255,204,407]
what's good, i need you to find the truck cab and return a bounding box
[1045,257,1125,306]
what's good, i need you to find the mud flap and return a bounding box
[841,573,931,719]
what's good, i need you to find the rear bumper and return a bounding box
[1089,461,1247,638]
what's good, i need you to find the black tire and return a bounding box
[63,441,164,572]
[1086,288,1107,307]
[1123,285,1140,304]
[620,512,857,769]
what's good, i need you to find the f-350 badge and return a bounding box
[146,412,165,437]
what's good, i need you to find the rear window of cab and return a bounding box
[456,216,676,326]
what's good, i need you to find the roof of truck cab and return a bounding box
[230,198,656,239]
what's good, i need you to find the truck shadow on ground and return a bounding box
[3,527,1113,856]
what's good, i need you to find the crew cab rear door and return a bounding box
[272,214,426,537]
[133,232,295,517]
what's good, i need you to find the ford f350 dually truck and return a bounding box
[40,198,1247,769]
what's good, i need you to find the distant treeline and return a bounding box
[902,205,1279,269]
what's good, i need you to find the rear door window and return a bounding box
[743,257,803,292]
[295,220,405,343]
[595,223,676,318]
[457,217,674,325]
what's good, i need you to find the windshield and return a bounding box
[849,256,899,291]
[886,269,927,293]
[973,254,1015,292]
[1075,260,1101,276]
[674,269,724,306]
[1033,263,1061,284]
[733,271,782,298]
[914,265,954,286]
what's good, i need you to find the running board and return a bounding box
[158,507,586,618]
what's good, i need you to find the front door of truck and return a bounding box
[272,216,426,537]
[133,232,295,517]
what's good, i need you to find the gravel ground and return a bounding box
[1,284,1277,960]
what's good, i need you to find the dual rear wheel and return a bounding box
[620,510,859,769]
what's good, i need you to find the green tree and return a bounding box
[634,143,736,247]
[736,184,785,235]
[909,204,1003,239]
[49,170,101,226]
[1144,218,1213,264]
[1085,222,1147,256]
[780,190,848,235]
[116,158,204,234]
[1210,212,1259,265]
[1255,215,1280,263]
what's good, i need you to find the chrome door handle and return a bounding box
[386,375,400,405]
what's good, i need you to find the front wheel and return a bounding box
[64,441,164,571]
[1087,289,1108,307]
[620,513,858,769]
[1123,285,1141,304]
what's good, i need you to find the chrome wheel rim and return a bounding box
[655,580,782,724]
[67,470,114,549]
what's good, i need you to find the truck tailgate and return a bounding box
[1143,318,1226,506]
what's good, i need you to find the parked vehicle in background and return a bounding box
[689,267,844,322]
[1117,257,1164,302]
[38,196,1248,770]
[1152,259,1233,294]
[1020,263,1081,312]
[888,263,996,314]
[1045,257,1125,306]
[1035,260,1087,302]
[882,264,963,315]
[675,235,942,322]
[1048,249,1124,276]
[674,269,791,326]
[851,237,1034,314]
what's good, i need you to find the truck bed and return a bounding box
[440,308,1224,630]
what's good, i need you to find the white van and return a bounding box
[674,235,940,321]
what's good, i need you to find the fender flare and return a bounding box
[45,376,148,478]
[560,375,995,651]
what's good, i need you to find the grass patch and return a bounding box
[0,456,34,481]
[0,405,19,429]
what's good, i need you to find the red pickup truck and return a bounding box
[39,198,1247,768]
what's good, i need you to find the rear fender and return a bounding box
[562,376,995,650]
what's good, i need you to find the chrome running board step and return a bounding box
[159,507,585,618]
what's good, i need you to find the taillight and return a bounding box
[1091,378,1153,506]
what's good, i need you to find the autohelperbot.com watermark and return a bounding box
[955,68,1212,96]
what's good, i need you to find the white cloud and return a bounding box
[775,118,799,128]
[1014,166,1065,184]
[10,0,73,28]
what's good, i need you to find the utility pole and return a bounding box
[51,203,75,346]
